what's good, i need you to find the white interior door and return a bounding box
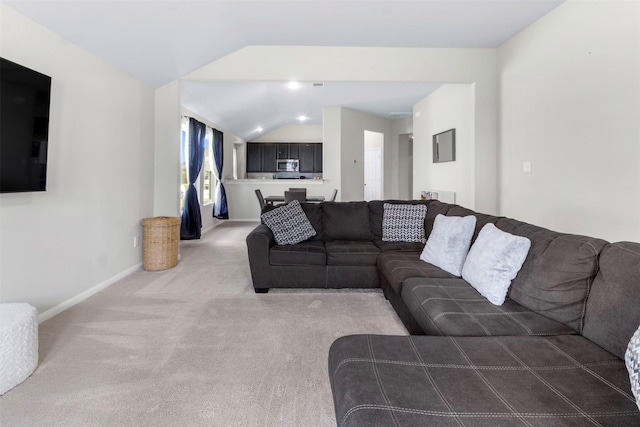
[364,147,382,201]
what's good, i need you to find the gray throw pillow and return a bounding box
[626,324,640,411]
[462,223,531,305]
[420,214,476,276]
[382,203,427,243]
[260,200,316,245]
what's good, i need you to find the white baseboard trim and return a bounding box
[37,263,143,323]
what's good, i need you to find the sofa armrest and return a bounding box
[246,224,274,291]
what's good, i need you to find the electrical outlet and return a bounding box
[133,236,139,248]
[523,162,531,173]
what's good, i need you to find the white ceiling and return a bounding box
[180,80,443,140]
[4,0,565,140]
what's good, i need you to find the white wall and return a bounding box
[389,117,413,199]
[498,0,640,242]
[154,81,180,217]
[322,106,342,201]
[0,4,155,315]
[251,124,322,143]
[339,108,391,201]
[413,84,475,208]
[182,45,497,211]
[397,133,413,200]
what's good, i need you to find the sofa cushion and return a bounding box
[423,200,452,239]
[325,241,380,266]
[583,242,640,359]
[373,240,424,252]
[260,200,316,245]
[323,202,372,241]
[377,251,455,294]
[269,241,326,266]
[420,214,476,277]
[402,277,575,336]
[382,203,427,243]
[496,217,608,333]
[327,265,380,289]
[329,334,639,427]
[446,205,502,243]
[462,223,531,305]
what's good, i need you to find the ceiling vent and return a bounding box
[312,83,324,87]
[387,112,412,119]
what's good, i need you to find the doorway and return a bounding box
[364,130,383,201]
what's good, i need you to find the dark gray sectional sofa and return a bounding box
[245,200,640,426]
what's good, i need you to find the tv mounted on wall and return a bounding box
[0,58,52,193]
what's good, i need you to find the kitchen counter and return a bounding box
[224,179,325,184]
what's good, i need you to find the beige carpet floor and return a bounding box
[0,222,408,427]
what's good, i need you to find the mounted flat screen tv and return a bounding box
[1,58,51,193]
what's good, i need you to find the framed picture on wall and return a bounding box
[433,129,456,163]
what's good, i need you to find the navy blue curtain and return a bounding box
[180,118,205,240]
[212,129,229,219]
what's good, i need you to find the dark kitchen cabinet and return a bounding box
[288,144,299,160]
[246,143,262,172]
[299,143,315,172]
[247,142,320,173]
[277,143,288,159]
[247,143,277,172]
[262,143,277,171]
[299,143,323,172]
[277,143,299,159]
[314,144,323,172]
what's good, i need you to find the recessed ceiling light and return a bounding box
[255,126,264,133]
[297,114,308,122]
[288,81,301,90]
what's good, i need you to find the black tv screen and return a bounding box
[1,58,51,193]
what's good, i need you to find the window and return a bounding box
[202,127,214,206]
[180,116,221,212]
[232,145,238,180]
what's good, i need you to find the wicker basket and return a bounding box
[141,216,181,271]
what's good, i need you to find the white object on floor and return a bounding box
[0,303,38,395]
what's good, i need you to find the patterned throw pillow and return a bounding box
[260,200,316,245]
[626,324,640,411]
[382,203,427,243]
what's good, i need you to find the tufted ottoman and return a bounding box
[0,303,38,395]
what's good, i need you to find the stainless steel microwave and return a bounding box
[277,159,299,171]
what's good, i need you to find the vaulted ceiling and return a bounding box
[4,0,565,140]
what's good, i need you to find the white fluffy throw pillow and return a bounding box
[260,200,316,245]
[626,324,640,411]
[461,223,531,305]
[420,214,476,277]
